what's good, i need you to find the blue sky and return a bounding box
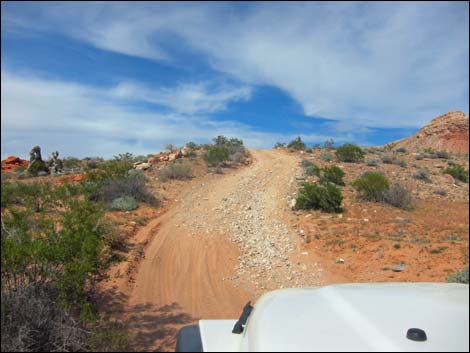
[1,1,468,159]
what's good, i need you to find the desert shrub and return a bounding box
[415,154,424,160]
[1,283,88,352]
[381,155,394,164]
[305,165,321,177]
[165,144,175,152]
[274,142,286,149]
[295,182,343,213]
[320,166,345,186]
[133,155,148,163]
[27,159,47,176]
[88,321,128,352]
[414,168,430,182]
[366,159,379,166]
[320,151,332,161]
[396,147,407,153]
[99,171,157,207]
[1,179,126,351]
[85,159,133,182]
[335,143,365,163]
[447,266,469,284]
[230,151,245,163]
[394,158,407,168]
[2,183,107,312]
[434,151,450,159]
[63,157,83,170]
[444,164,469,182]
[110,196,138,211]
[84,158,103,170]
[323,138,335,149]
[383,183,414,209]
[185,141,198,150]
[287,136,307,151]
[203,146,230,166]
[158,163,193,181]
[353,172,390,201]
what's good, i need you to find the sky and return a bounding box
[1,1,469,159]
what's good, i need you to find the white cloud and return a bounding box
[3,2,467,128]
[111,81,252,114]
[1,71,337,159]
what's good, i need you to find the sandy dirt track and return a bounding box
[100,149,308,351]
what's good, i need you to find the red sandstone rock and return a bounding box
[391,111,469,154]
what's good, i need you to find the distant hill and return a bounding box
[391,111,469,154]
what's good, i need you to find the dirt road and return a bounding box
[101,149,323,351]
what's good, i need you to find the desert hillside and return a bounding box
[392,111,469,154]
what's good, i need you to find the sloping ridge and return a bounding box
[393,110,469,154]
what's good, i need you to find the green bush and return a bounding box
[158,163,193,181]
[185,141,198,150]
[381,155,394,164]
[27,159,48,176]
[366,159,379,166]
[203,146,230,166]
[447,266,469,284]
[353,172,390,201]
[230,152,246,163]
[335,143,365,163]
[320,151,332,161]
[110,196,138,211]
[444,164,469,182]
[320,166,345,186]
[395,158,407,168]
[274,142,286,149]
[383,183,413,209]
[63,156,83,170]
[414,168,430,182]
[85,159,133,182]
[434,151,450,159]
[305,164,321,177]
[295,182,343,213]
[287,136,307,151]
[396,147,407,153]
[99,171,157,207]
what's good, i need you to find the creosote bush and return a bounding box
[295,182,343,213]
[383,183,414,210]
[444,164,469,183]
[353,172,390,201]
[110,196,138,211]
[414,168,430,182]
[366,159,379,166]
[320,165,345,186]
[158,162,193,182]
[320,151,332,161]
[447,266,469,284]
[99,171,157,207]
[287,136,307,151]
[203,146,230,166]
[335,143,365,163]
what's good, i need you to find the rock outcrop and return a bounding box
[392,111,469,154]
[1,156,29,173]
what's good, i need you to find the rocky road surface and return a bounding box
[105,149,324,351]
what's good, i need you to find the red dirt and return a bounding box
[392,110,469,154]
[1,156,28,173]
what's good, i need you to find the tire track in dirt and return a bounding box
[106,149,323,351]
